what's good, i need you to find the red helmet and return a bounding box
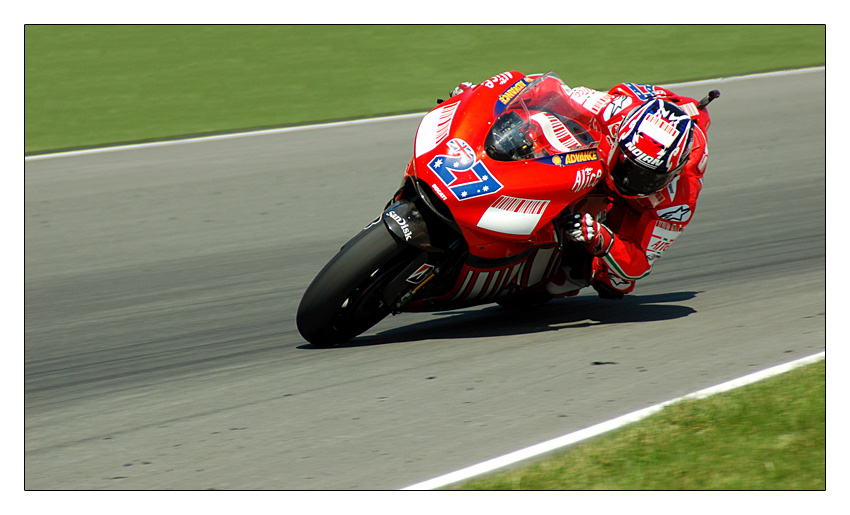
[607,99,694,197]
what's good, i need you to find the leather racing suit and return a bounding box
[558,81,711,298]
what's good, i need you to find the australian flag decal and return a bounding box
[428,138,503,201]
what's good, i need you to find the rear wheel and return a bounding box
[296,222,412,346]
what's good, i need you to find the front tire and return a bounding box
[296,222,411,347]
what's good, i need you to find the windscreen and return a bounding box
[485,73,600,161]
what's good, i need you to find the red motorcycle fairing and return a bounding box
[298,72,610,344]
[409,71,605,261]
[401,236,562,312]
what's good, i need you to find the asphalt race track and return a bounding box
[25,70,825,490]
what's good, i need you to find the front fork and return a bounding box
[380,198,463,312]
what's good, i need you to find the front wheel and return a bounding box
[296,222,412,347]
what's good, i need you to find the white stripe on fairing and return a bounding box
[25,67,825,161]
[466,271,491,299]
[415,100,460,158]
[477,198,549,236]
[401,351,825,490]
[526,247,556,286]
[451,270,474,301]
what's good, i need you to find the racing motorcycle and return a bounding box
[296,71,717,346]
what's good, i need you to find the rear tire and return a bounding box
[296,222,410,347]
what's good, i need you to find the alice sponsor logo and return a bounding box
[572,166,603,192]
[483,72,514,89]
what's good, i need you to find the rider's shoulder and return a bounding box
[636,172,702,225]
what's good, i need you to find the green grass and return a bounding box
[452,360,825,490]
[25,25,824,153]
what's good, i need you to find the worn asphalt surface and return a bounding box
[24,69,825,490]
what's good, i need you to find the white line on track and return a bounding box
[24,66,825,162]
[401,351,825,490]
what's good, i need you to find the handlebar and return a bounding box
[698,90,721,109]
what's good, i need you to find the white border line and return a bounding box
[23,112,428,162]
[401,351,825,490]
[24,66,824,162]
[660,65,824,88]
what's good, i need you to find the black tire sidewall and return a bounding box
[296,222,406,346]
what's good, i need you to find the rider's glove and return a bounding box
[450,82,475,97]
[565,212,614,256]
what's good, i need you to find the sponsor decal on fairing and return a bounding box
[498,80,531,106]
[430,183,448,201]
[428,138,503,201]
[550,149,598,167]
[482,72,514,89]
[477,195,550,236]
[493,77,536,115]
[572,166,603,192]
[406,263,435,284]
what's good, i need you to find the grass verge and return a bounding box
[452,360,825,490]
[25,25,824,153]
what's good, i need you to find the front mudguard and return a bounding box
[382,200,434,252]
[380,199,470,310]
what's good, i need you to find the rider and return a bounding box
[452,77,712,299]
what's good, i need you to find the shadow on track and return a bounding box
[298,291,700,349]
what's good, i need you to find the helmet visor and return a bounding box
[612,153,676,196]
